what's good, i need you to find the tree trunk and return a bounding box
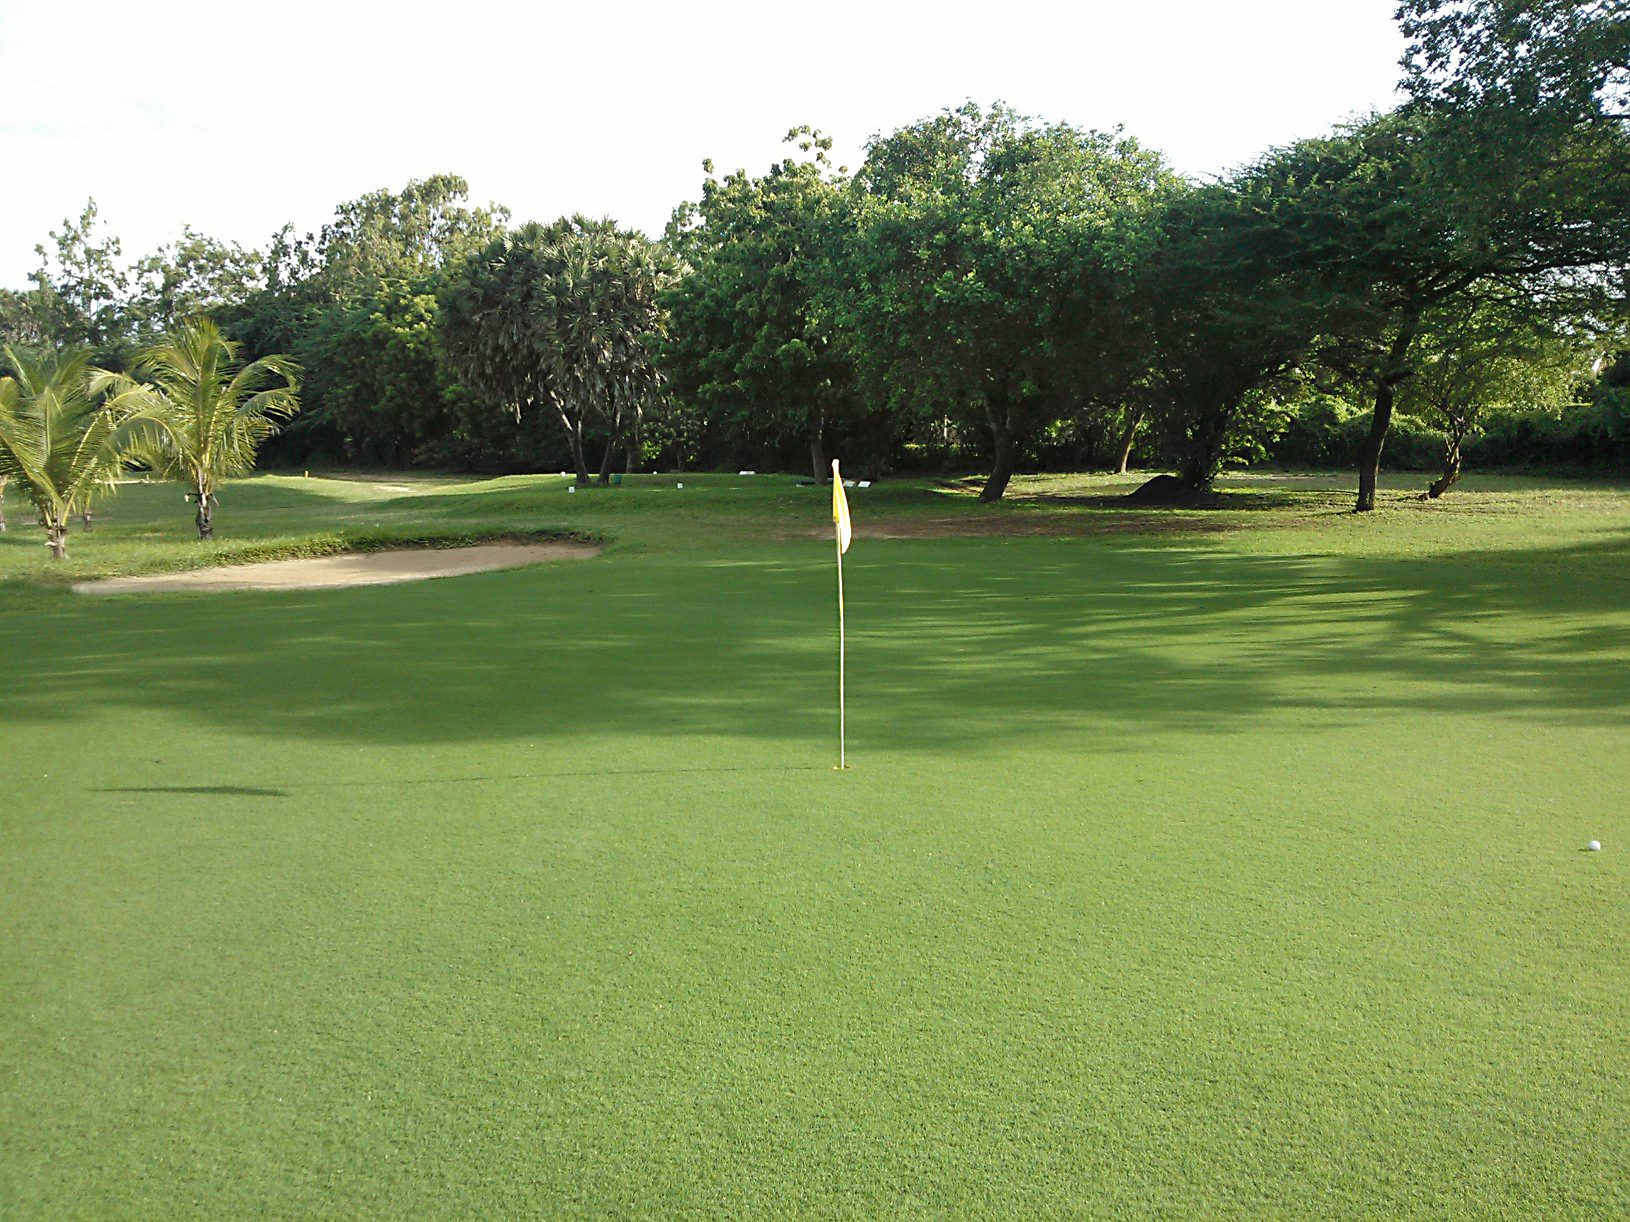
[1426,452,1461,499]
[195,480,214,540]
[596,434,616,486]
[1427,424,1466,499]
[977,398,1015,503]
[1355,327,1418,513]
[82,510,93,532]
[0,476,7,531]
[808,415,828,483]
[1355,386,1393,511]
[45,518,66,559]
[570,423,589,486]
[1112,408,1145,475]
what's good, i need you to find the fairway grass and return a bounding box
[3,471,1628,1217]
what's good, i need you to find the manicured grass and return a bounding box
[3,470,1629,1217]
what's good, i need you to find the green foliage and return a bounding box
[0,344,156,556]
[1140,176,1323,487]
[832,102,1177,500]
[662,128,863,478]
[233,176,508,465]
[1399,0,1630,121]
[98,320,299,538]
[127,228,264,337]
[439,217,680,483]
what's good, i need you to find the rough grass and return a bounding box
[2,469,1628,1217]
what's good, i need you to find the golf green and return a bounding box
[2,472,1627,1217]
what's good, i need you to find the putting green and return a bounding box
[2,472,1627,1217]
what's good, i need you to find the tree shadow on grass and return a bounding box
[6,531,1630,757]
[94,785,290,797]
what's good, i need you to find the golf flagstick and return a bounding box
[832,459,851,770]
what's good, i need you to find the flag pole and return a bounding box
[836,509,846,771]
[832,458,849,770]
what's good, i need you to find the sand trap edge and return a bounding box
[73,541,602,595]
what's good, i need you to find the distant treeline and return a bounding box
[3,1,1627,507]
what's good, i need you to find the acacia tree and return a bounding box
[98,320,299,539]
[0,346,154,557]
[1141,178,1322,489]
[1398,297,1598,496]
[1399,0,1629,122]
[1284,0,1630,510]
[1246,96,1629,510]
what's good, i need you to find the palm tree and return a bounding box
[0,345,147,558]
[99,320,299,539]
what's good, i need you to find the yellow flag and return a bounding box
[831,459,851,554]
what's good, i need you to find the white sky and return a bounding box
[0,0,1406,289]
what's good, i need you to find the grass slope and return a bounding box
[2,471,1628,1217]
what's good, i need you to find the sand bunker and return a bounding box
[74,541,599,595]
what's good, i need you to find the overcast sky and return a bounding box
[0,0,1406,289]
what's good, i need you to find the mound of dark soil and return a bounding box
[1124,474,1223,508]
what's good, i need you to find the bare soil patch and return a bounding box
[797,512,1242,541]
[74,541,600,595]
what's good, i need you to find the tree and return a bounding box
[438,219,577,466]
[663,129,862,480]
[439,217,680,484]
[1398,0,1629,123]
[1140,178,1321,489]
[830,103,1174,501]
[24,200,130,358]
[0,346,152,558]
[531,221,683,483]
[1253,101,1629,509]
[1293,0,1630,509]
[127,228,264,338]
[1398,296,1597,495]
[99,320,299,539]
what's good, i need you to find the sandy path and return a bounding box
[74,541,600,595]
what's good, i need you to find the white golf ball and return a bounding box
[1588,840,1602,852]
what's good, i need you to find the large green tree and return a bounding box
[1254,100,1628,509]
[234,175,507,463]
[830,103,1173,501]
[1276,0,1630,509]
[663,129,862,480]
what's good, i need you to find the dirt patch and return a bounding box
[74,541,600,595]
[1123,473,1223,508]
[797,513,1241,541]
